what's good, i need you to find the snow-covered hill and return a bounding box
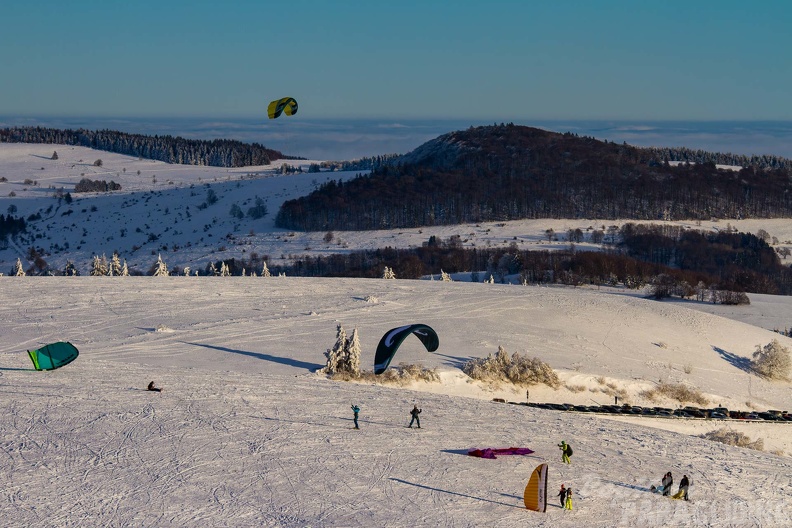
[4,143,792,277]
[1,277,791,526]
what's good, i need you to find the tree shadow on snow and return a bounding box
[389,478,523,508]
[712,346,753,374]
[180,341,323,371]
[434,352,477,369]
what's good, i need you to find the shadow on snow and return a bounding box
[180,341,323,371]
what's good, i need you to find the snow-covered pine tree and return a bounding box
[110,252,123,276]
[322,324,347,375]
[89,255,107,276]
[220,262,230,276]
[120,260,129,276]
[183,266,191,276]
[440,269,452,282]
[13,258,25,276]
[63,260,79,276]
[153,254,169,276]
[261,261,271,277]
[486,274,495,284]
[345,327,362,377]
[208,262,218,276]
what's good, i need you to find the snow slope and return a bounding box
[4,143,792,276]
[1,277,791,527]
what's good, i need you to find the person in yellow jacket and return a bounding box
[564,488,573,510]
[558,440,572,464]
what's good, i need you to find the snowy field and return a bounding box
[4,143,792,276]
[1,277,791,527]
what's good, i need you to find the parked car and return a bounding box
[711,407,730,417]
[746,412,760,420]
[709,411,728,419]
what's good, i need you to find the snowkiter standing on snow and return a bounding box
[678,475,689,501]
[558,484,566,508]
[564,488,573,510]
[408,405,421,428]
[351,404,360,429]
[662,472,673,496]
[558,441,572,464]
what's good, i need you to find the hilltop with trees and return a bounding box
[276,124,792,231]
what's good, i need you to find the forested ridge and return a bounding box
[276,124,792,231]
[0,127,289,167]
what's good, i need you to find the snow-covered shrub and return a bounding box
[351,363,440,385]
[639,382,708,405]
[751,339,791,380]
[700,428,764,451]
[462,346,560,388]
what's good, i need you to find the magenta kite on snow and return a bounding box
[467,447,534,459]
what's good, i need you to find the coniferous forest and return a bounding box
[0,127,289,167]
[276,124,792,231]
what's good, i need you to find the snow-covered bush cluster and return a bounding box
[462,345,560,388]
[700,428,764,451]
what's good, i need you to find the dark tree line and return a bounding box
[619,224,784,294]
[0,214,26,248]
[74,178,122,193]
[0,127,288,167]
[275,124,792,231]
[646,146,792,171]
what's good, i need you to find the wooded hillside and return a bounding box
[276,124,792,230]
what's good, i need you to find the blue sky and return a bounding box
[2,1,790,120]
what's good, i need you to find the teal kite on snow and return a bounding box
[27,341,79,371]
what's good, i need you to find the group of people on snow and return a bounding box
[651,471,690,500]
[349,404,421,429]
[558,484,573,510]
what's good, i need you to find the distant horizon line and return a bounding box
[2,115,792,124]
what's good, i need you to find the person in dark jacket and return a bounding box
[408,405,421,428]
[147,381,162,392]
[558,484,566,508]
[351,404,360,429]
[678,475,689,501]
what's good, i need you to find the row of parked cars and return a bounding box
[515,402,792,421]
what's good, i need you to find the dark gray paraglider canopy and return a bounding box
[373,324,439,374]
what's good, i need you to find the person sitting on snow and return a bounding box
[147,381,162,392]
